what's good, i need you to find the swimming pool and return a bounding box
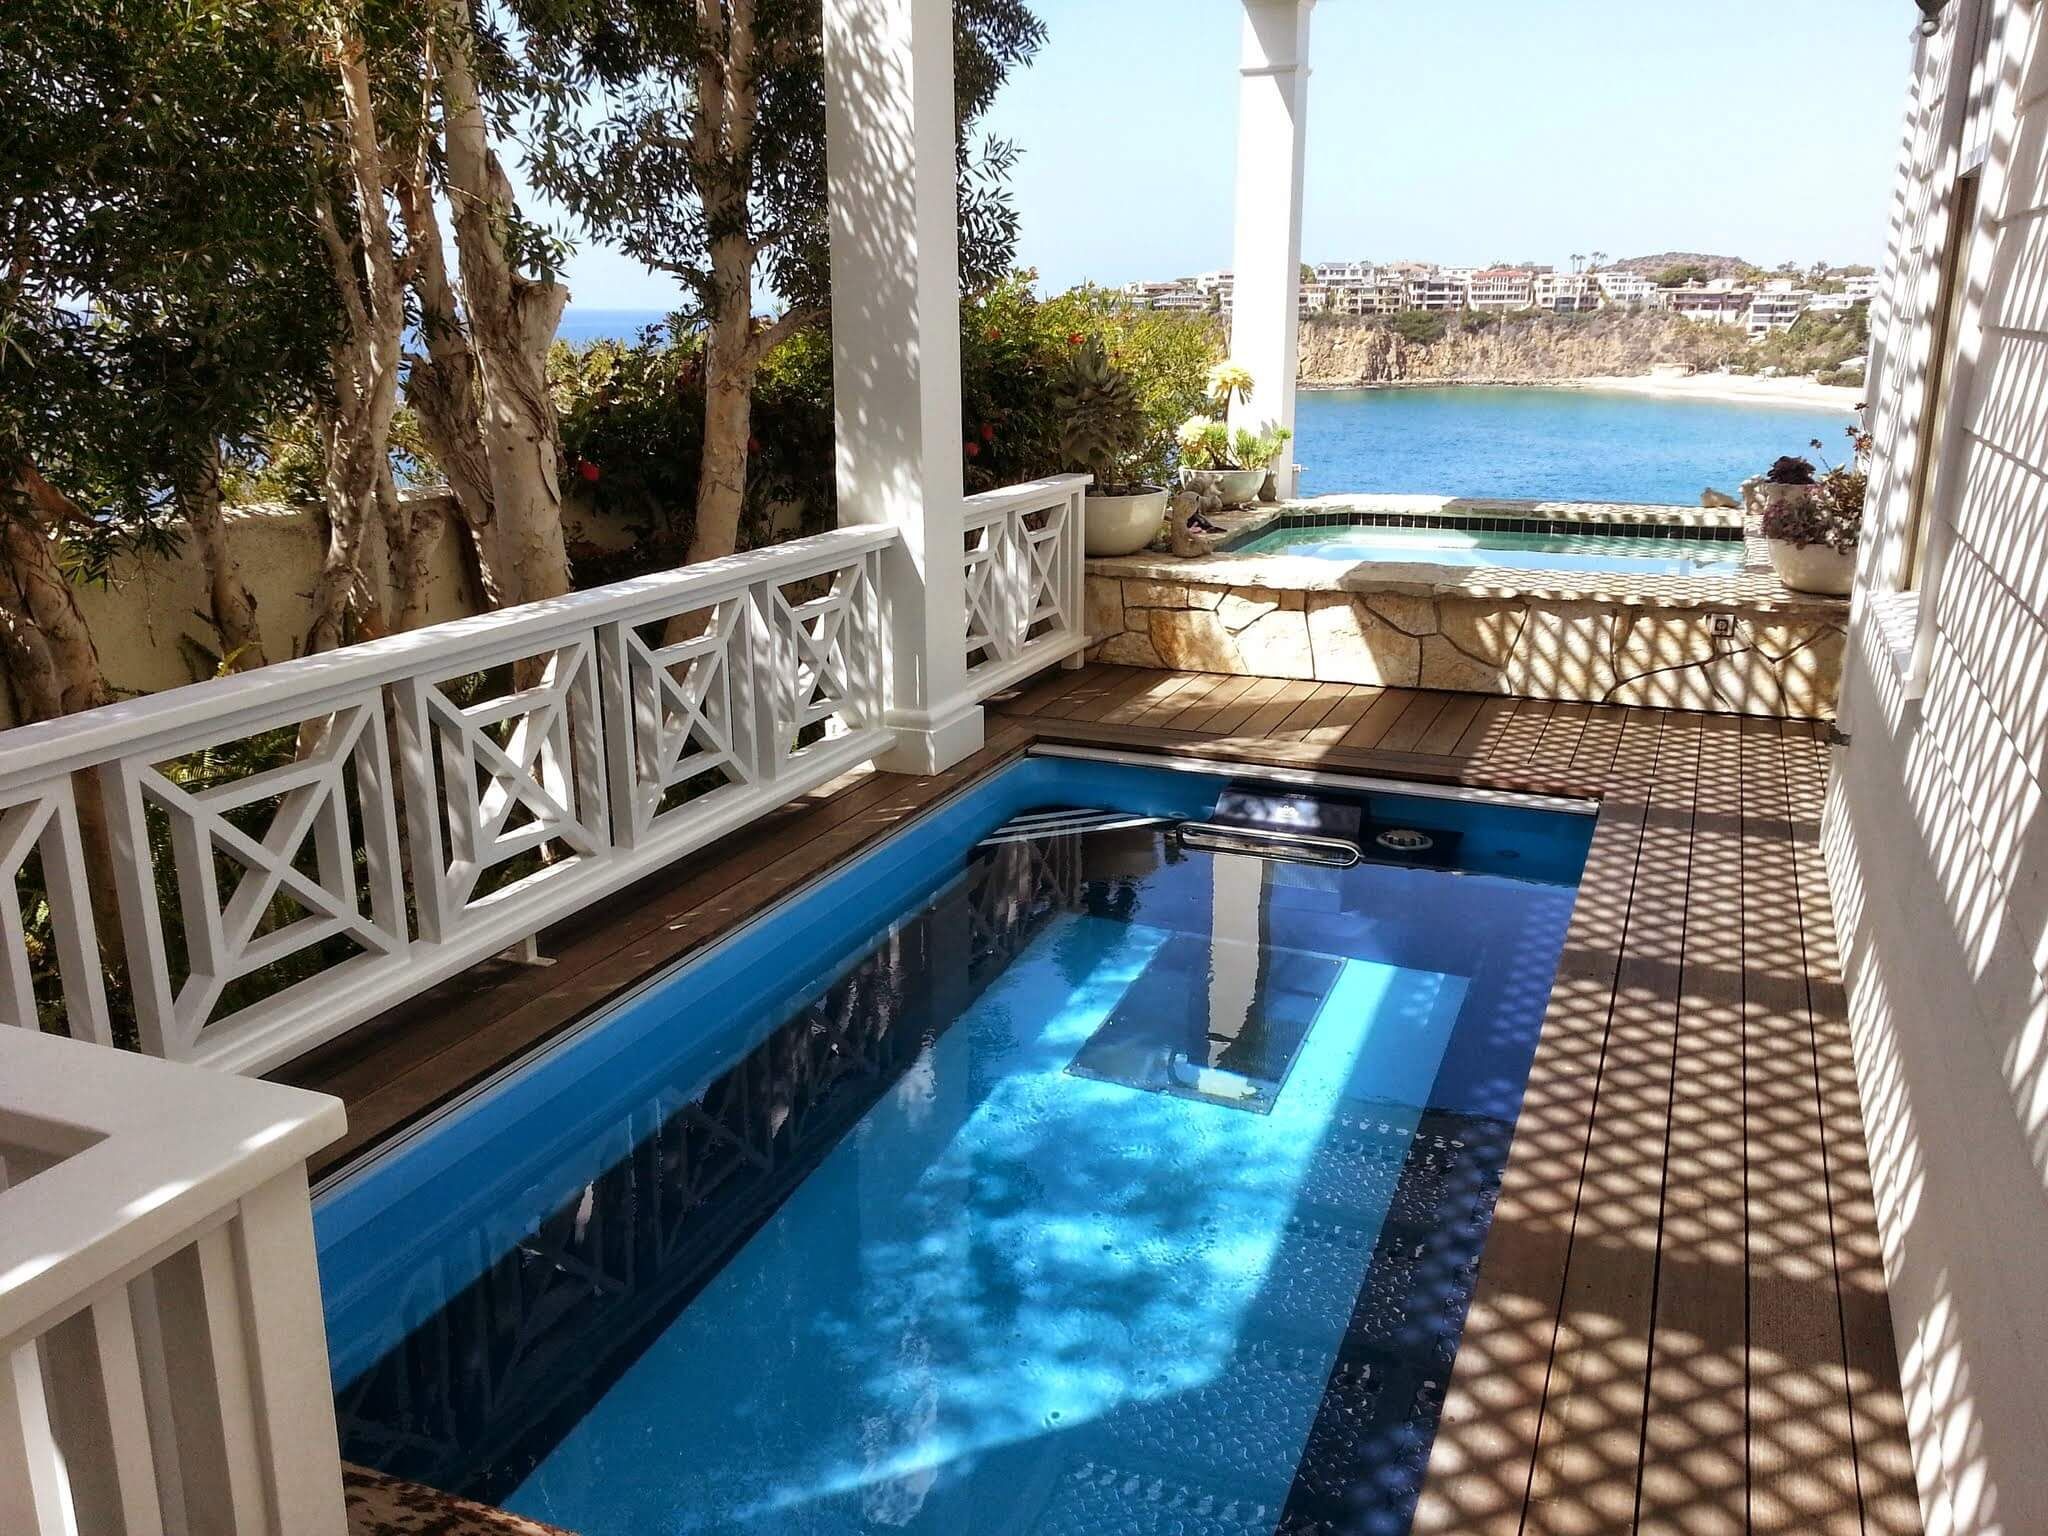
[1226,520,1745,576]
[316,752,1593,1536]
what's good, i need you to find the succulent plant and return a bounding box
[1053,337,1146,492]
[1765,455,1817,486]
[1176,415,1233,471]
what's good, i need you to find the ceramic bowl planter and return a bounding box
[1183,467,1265,507]
[1084,487,1171,557]
[1767,538,1856,596]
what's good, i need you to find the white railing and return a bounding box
[0,526,894,1074]
[0,1027,347,1535]
[962,474,1090,696]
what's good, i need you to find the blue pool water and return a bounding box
[317,756,1592,1536]
[1295,385,1854,502]
[1226,522,1745,577]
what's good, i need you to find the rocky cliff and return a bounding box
[1297,311,1746,387]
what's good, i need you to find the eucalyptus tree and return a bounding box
[515,0,1045,566]
[0,0,338,711]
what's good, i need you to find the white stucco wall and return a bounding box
[1828,5,2048,1534]
[0,491,661,730]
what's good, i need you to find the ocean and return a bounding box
[553,311,1853,505]
[1294,385,1854,504]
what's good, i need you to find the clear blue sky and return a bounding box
[544,0,1914,310]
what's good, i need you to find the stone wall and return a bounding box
[1087,571,1846,719]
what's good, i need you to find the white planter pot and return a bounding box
[1084,487,1171,557]
[1182,468,1266,507]
[1767,538,1855,596]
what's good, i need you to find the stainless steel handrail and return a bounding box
[1172,821,1363,868]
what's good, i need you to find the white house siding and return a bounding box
[1829,5,2048,1535]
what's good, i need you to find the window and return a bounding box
[1903,166,1981,590]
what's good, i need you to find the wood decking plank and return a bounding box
[1268,681,1354,740]
[1238,676,1324,738]
[1062,666,1166,721]
[1124,668,1227,729]
[1375,691,1455,753]
[1452,696,1519,759]
[1739,716,1863,1536]
[1518,709,1701,1536]
[1296,684,1384,748]
[999,663,1094,717]
[1413,693,1483,758]
[1198,675,1290,737]
[1483,697,1558,771]
[1338,687,1418,750]
[1637,710,1750,1535]
[1157,672,1261,734]
[1095,668,1197,725]
[1414,710,1664,1536]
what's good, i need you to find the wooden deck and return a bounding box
[290,663,1921,1536]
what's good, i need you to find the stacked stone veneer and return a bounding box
[1085,504,1849,719]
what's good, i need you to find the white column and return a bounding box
[1227,0,1315,497]
[822,0,982,775]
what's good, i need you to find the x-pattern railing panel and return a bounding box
[599,595,755,847]
[0,780,110,1043]
[396,637,608,942]
[961,477,1090,690]
[99,695,407,1065]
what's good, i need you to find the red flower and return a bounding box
[1067,332,1085,346]
[985,327,1003,342]
[964,440,982,459]
[980,422,997,443]
[576,460,602,483]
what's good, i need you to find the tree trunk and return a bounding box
[391,151,508,609]
[305,31,405,656]
[178,440,267,670]
[1,464,110,717]
[1,463,126,989]
[434,1,571,611]
[690,236,759,567]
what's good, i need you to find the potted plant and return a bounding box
[1752,434,1866,596]
[1176,417,1292,507]
[1054,337,1170,557]
[1235,423,1294,502]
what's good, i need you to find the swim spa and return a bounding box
[315,751,1594,1536]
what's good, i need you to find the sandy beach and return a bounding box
[1569,370,1864,411]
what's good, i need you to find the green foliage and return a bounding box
[515,0,1046,319]
[1175,417,1232,472]
[1733,306,1869,379]
[955,276,1220,491]
[547,319,838,584]
[1051,338,1145,492]
[1231,423,1292,472]
[1390,309,1449,346]
[0,0,336,545]
[1653,262,1712,287]
[1041,287,1219,484]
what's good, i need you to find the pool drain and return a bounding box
[1375,828,1435,853]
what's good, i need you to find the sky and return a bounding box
[543,0,1914,311]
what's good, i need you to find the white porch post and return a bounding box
[1228,0,1315,497]
[821,0,981,775]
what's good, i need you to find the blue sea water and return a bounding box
[551,311,1843,505]
[1294,385,1853,503]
